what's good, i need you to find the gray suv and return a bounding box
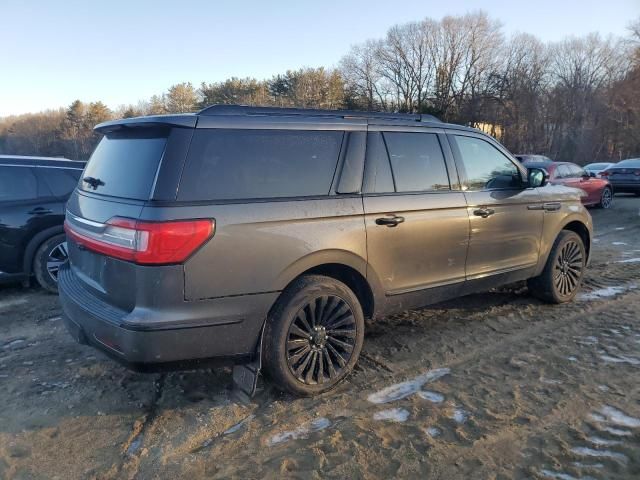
[59,105,593,396]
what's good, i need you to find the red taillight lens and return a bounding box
[634,169,640,176]
[600,171,610,177]
[65,217,214,265]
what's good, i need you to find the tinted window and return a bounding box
[567,164,585,178]
[363,132,394,193]
[179,129,344,201]
[452,136,520,190]
[81,130,168,200]
[0,166,37,201]
[41,168,82,197]
[383,132,450,192]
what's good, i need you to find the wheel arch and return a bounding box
[22,225,65,275]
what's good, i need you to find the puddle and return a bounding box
[367,367,450,404]
[373,408,410,422]
[267,417,331,446]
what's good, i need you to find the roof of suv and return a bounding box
[94,104,481,135]
[0,155,86,169]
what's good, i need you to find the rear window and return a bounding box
[80,130,167,200]
[178,129,344,201]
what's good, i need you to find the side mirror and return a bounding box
[527,168,548,188]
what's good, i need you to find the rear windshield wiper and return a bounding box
[83,176,105,190]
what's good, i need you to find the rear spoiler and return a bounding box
[94,114,197,134]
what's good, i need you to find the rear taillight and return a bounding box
[634,169,640,176]
[600,171,610,177]
[64,217,214,265]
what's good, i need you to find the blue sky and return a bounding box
[1,0,638,116]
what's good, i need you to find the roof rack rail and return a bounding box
[197,104,441,123]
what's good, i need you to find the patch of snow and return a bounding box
[587,436,622,447]
[425,426,441,437]
[450,408,469,424]
[223,414,255,435]
[614,227,625,230]
[267,417,331,446]
[541,378,562,385]
[612,242,627,245]
[572,462,604,469]
[417,390,444,403]
[539,470,580,480]
[571,446,628,463]
[600,426,632,437]
[599,354,640,366]
[599,405,640,428]
[567,356,578,362]
[0,298,27,310]
[367,367,450,404]
[617,257,640,263]
[373,408,410,422]
[588,413,607,423]
[597,385,609,392]
[578,286,625,300]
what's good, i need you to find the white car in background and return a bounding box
[584,162,615,178]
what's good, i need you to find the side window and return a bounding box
[40,168,81,197]
[178,129,344,201]
[383,132,450,192]
[363,132,394,193]
[555,165,570,179]
[452,135,520,191]
[0,166,38,201]
[568,164,585,178]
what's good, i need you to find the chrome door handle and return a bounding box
[473,207,495,218]
[375,215,405,227]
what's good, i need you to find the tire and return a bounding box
[598,187,613,209]
[527,231,586,304]
[262,274,365,396]
[33,234,68,293]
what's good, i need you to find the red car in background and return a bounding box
[526,161,613,209]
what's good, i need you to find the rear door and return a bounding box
[447,132,544,279]
[363,128,469,300]
[0,166,42,273]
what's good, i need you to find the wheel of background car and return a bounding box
[33,233,68,293]
[599,187,613,209]
[527,230,586,304]
[262,274,365,396]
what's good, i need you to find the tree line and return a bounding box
[1,11,638,164]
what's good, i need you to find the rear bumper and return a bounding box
[58,265,278,368]
[609,182,640,193]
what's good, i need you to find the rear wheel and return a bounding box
[263,275,364,396]
[33,234,68,293]
[528,231,586,303]
[598,187,613,209]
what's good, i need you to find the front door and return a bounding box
[363,130,469,298]
[447,133,544,279]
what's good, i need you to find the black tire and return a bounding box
[527,230,586,304]
[33,234,68,293]
[598,186,613,209]
[263,274,365,396]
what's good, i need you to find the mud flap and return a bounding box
[232,322,265,403]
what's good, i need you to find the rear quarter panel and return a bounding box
[140,197,367,301]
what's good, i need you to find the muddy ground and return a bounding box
[1,196,639,480]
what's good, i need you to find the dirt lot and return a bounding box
[1,196,639,480]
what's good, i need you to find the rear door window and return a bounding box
[383,132,450,192]
[0,166,38,201]
[80,130,168,200]
[40,168,82,197]
[178,129,344,201]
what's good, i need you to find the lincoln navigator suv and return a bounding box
[59,105,593,396]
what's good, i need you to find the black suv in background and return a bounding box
[0,156,85,292]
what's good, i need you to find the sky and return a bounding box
[1,0,638,117]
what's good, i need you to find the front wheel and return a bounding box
[598,187,613,209]
[263,275,365,396]
[528,231,586,303]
